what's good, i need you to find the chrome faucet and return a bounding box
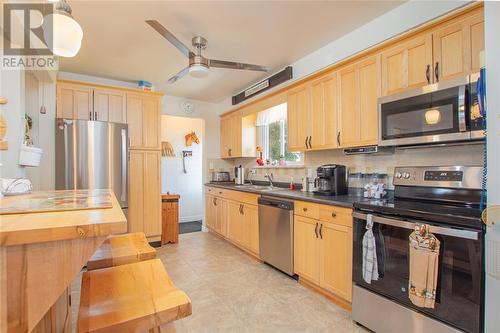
[265,173,274,188]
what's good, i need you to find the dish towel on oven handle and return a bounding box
[362,214,379,284]
[409,224,440,309]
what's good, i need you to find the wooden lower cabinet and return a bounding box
[205,188,259,256]
[293,215,320,284]
[128,150,161,238]
[205,195,228,237]
[319,222,353,302]
[294,202,353,303]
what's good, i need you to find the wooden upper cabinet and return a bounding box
[126,94,160,150]
[432,9,484,82]
[93,89,126,123]
[432,20,469,82]
[381,34,433,96]
[310,74,338,150]
[338,55,380,148]
[287,84,310,152]
[469,11,485,73]
[220,111,255,159]
[56,83,94,120]
[142,96,160,149]
[338,65,358,148]
[359,57,380,145]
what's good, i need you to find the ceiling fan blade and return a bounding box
[167,67,190,84]
[209,59,268,72]
[146,20,195,58]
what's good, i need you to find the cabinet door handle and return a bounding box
[241,205,244,215]
[305,137,309,149]
[89,111,93,120]
[308,136,312,149]
[228,148,232,157]
[426,64,431,84]
[314,222,319,238]
[213,198,217,206]
[434,62,439,82]
[94,111,98,121]
[337,132,341,146]
[319,223,323,239]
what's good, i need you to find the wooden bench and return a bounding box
[78,259,192,332]
[86,232,156,270]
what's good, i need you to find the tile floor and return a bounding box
[72,231,368,333]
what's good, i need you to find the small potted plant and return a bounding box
[19,114,43,167]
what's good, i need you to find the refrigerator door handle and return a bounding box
[121,128,127,203]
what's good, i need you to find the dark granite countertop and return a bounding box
[205,182,367,208]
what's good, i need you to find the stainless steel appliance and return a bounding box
[352,166,484,333]
[258,197,294,276]
[234,165,245,185]
[379,74,485,147]
[313,164,347,196]
[211,171,230,182]
[55,119,129,211]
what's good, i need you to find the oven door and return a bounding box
[379,78,470,146]
[352,211,483,333]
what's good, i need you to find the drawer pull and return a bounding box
[331,212,337,218]
[303,207,308,212]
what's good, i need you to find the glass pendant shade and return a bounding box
[42,12,83,57]
[189,64,209,78]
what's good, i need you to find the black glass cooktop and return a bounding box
[354,198,483,230]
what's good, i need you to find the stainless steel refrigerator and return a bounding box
[55,119,129,213]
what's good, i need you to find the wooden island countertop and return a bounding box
[0,190,127,333]
[0,191,127,246]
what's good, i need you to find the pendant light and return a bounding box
[42,0,83,57]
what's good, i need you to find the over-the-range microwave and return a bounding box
[378,73,485,147]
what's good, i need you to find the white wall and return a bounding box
[0,69,26,179]
[484,2,500,332]
[216,1,469,113]
[161,115,204,223]
[24,73,56,190]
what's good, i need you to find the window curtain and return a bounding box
[256,103,287,127]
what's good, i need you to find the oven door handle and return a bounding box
[352,212,479,240]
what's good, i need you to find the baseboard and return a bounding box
[298,277,352,312]
[179,215,203,223]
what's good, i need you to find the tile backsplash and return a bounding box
[210,143,485,189]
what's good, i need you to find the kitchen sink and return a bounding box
[232,185,288,192]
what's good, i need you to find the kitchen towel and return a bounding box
[409,224,440,309]
[362,214,379,284]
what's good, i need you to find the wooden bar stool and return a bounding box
[78,259,192,332]
[86,232,156,271]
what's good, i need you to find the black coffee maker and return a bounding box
[313,164,347,196]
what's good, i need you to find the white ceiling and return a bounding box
[60,1,404,103]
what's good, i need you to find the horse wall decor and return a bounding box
[185,131,200,147]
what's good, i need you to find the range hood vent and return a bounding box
[343,146,394,155]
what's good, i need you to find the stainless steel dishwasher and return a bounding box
[258,196,294,276]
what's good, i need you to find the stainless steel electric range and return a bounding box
[352,166,485,333]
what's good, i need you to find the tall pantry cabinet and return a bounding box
[126,93,162,240]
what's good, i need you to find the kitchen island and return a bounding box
[0,190,127,332]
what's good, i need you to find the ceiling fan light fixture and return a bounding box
[189,63,209,78]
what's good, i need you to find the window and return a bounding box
[256,103,303,166]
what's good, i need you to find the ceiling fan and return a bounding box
[146,20,269,84]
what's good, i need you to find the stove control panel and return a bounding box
[424,170,463,181]
[393,166,483,189]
